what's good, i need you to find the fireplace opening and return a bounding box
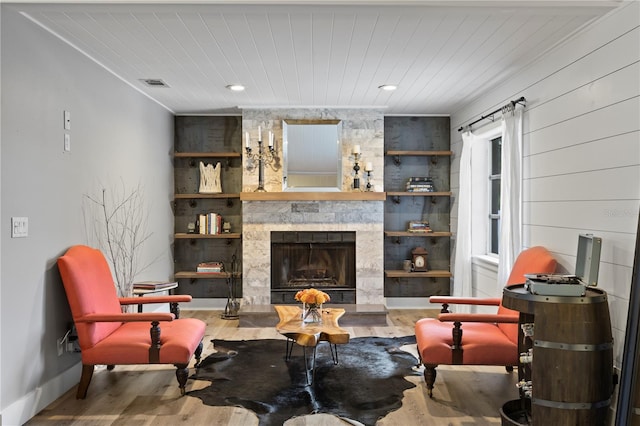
[271,231,356,304]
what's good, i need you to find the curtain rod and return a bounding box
[457,96,526,132]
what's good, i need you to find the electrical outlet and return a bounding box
[64,134,70,152]
[57,338,64,356]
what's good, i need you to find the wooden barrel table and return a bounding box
[503,284,614,425]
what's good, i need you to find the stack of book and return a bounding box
[407,221,432,233]
[133,281,177,291]
[196,261,224,273]
[406,177,435,192]
[198,212,223,234]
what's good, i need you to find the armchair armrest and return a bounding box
[430,296,502,313]
[119,295,193,305]
[76,312,175,323]
[437,312,519,324]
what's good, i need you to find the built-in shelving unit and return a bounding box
[173,116,243,297]
[383,117,451,298]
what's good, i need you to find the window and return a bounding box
[488,137,501,255]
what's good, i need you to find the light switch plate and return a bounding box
[11,217,28,238]
[64,110,71,130]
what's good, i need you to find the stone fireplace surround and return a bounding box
[242,199,384,307]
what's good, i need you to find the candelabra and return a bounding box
[352,153,361,190]
[245,127,278,192]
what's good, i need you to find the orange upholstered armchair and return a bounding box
[57,245,206,399]
[415,246,557,397]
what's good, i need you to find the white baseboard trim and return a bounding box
[1,363,81,426]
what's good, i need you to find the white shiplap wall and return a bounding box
[450,0,639,377]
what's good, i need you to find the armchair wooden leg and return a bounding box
[423,365,437,398]
[194,341,203,368]
[506,365,514,372]
[76,364,94,399]
[175,364,189,395]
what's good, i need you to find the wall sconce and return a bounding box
[245,126,278,192]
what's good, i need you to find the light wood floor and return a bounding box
[27,309,519,425]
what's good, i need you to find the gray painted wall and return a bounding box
[1,8,174,424]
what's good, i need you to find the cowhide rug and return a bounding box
[188,336,419,426]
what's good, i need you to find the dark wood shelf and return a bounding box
[174,152,241,158]
[174,193,241,199]
[174,271,241,279]
[384,231,452,238]
[174,233,241,239]
[385,150,452,156]
[384,270,452,278]
[386,191,451,197]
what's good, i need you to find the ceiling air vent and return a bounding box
[140,78,169,88]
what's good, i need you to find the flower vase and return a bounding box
[302,303,323,323]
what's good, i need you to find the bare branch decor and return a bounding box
[83,181,156,299]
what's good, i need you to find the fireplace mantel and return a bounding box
[240,192,386,201]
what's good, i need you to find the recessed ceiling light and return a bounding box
[226,84,246,92]
[378,84,397,91]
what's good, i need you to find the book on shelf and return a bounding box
[406,177,435,192]
[133,281,177,290]
[196,261,225,273]
[197,212,224,235]
[407,221,432,232]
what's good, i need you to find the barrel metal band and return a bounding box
[533,397,611,410]
[506,290,607,304]
[534,339,613,351]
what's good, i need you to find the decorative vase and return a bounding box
[302,303,323,323]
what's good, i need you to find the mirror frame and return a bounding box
[282,119,343,192]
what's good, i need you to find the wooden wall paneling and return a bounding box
[527,62,639,132]
[383,116,451,298]
[173,116,243,299]
[526,97,639,157]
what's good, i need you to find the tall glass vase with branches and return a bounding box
[83,181,157,301]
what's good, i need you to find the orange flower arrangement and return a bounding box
[294,288,330,305]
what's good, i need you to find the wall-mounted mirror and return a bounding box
[282,119,342,192]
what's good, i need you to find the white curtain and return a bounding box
[452,131,480,312]
[497,106,524,291]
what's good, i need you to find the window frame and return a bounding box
[488,136,502,256]
[468,124,502,260]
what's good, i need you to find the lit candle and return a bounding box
[268,131,274,148]
[353,144,361,155]
[365,162,373,172]
[245,131,250,148]
[257,126,262,142]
